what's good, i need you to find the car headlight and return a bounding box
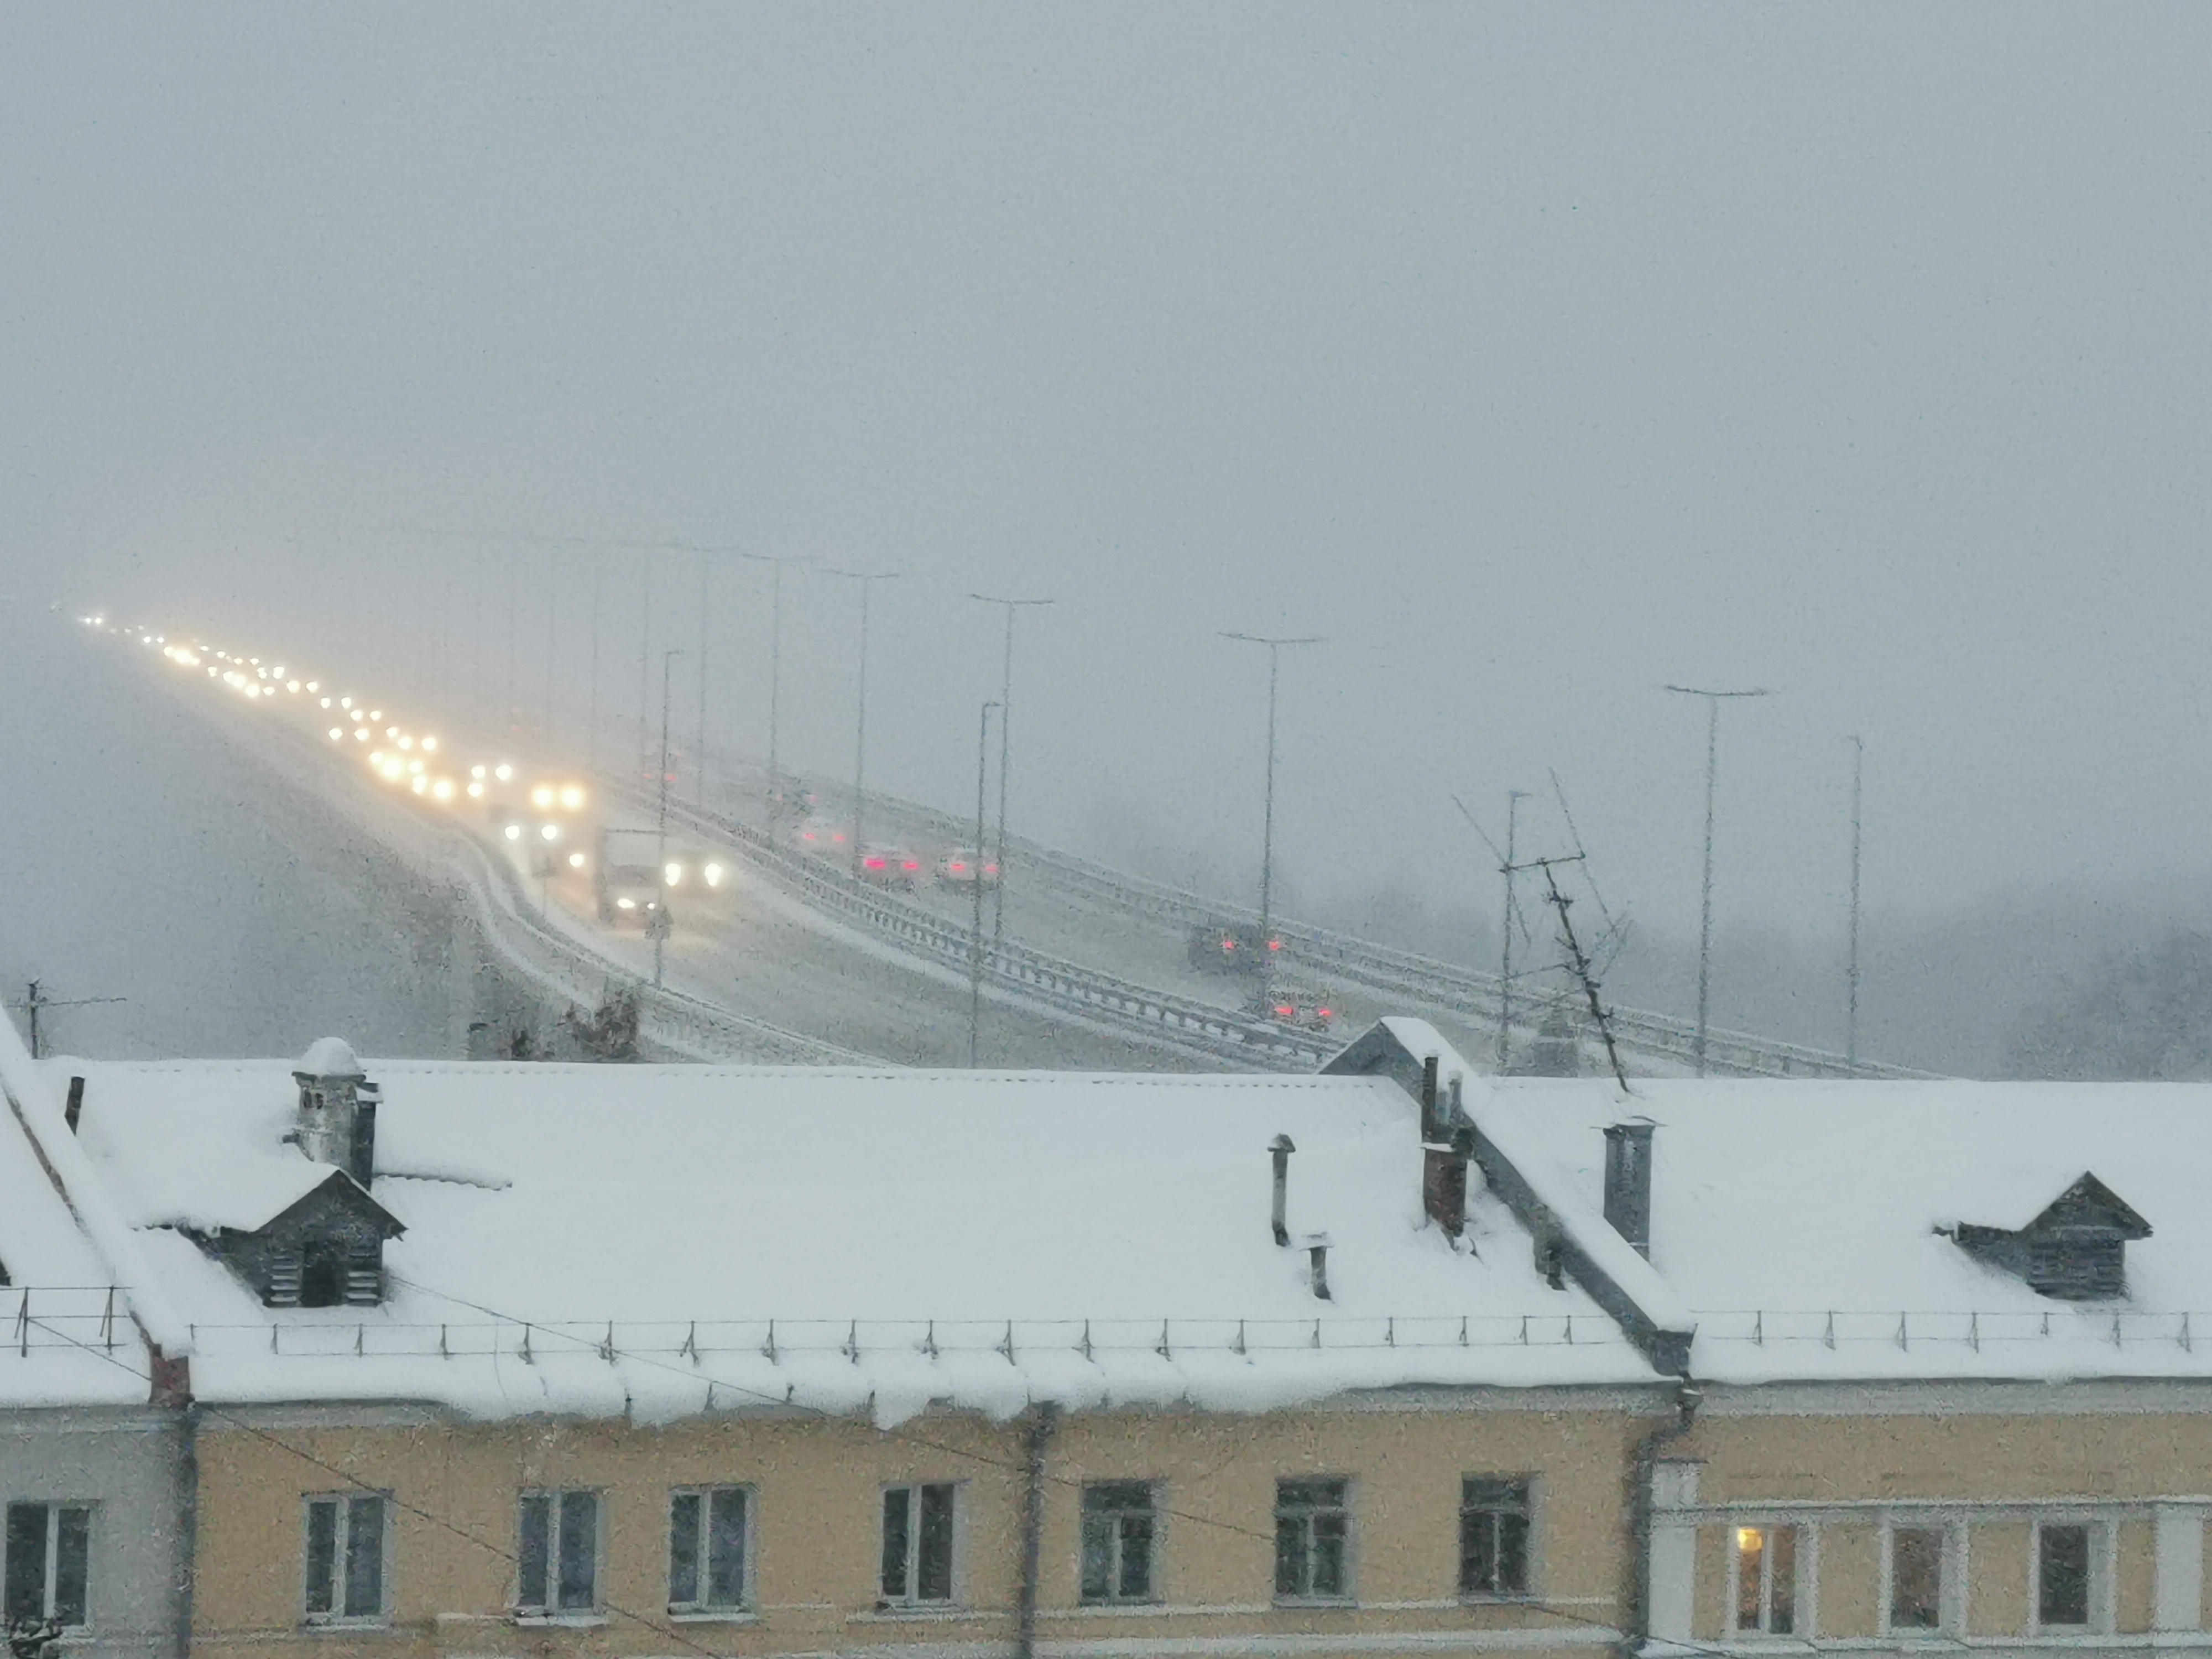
[704,863,724,886]
[617,897,635,910]
[503,823,522,841]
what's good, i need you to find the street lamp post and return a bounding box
[969,701,1001,1067]
[1847,734,1864,1067]
[969,594,1053,946]
[1665,684,1773,1074]
[741,553,815,817]
[826,570,900,878]
[654,648,686,989]
[1220,633,1323,975]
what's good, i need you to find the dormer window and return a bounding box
[1953,1173,2150,1301]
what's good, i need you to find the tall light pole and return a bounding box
[1846,734,1864,1067]
[1497,788,1530,1073]
[637,557,655,780]
[741,553,814,816]
[826,569,900,878]
[1665,684,1773,1074]
[969,593,1053,947]
[695,551,713,808]
[587,552,602,773]
[653,648,686,989]
[969,701,1001,1068]
[1220,633,1323,975]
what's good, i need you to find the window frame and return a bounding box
[878,1481,963,1610]
[2031,1516,2113,1635]
[667,1485,755,1617]
[1726,1520,1808,1637]
[301,1491,392,1627]
[1878,1518,1959,1638]
[1078,1480,1162,1606]
[1458,1475,1535,1601]
[514,1488,606,1619]
[1272,1477,1355,1606]
[3,1500,94,1633]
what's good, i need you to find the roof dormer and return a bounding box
[1953,1172,2150,1301]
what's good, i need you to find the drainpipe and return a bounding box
[1017,1402,1060,1659]
[159,1357,197,1659]
[1621,1379,1700,1659]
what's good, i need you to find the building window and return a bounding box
[1274,1478,1352,1602]
[1887,1525,1944,1631]
[2036,1521,2101,1630]
[1460,1478,1532,1598]
[669,1488,751,1613]
[1732,1524,1798,1634]
[303,1494,387,1624]
[3,1503,91,1631]
[1080,1482,1159,1605]
[517,1490,600,1615]
[880,1484,957,1607]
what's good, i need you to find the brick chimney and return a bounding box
[293,1037,367,1172]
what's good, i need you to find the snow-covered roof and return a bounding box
[1495,1077,2212,1385]
[0,1014,166,1405]
[56,1051,1658,1421]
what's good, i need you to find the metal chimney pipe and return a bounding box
[1307,1235,1332,1300]
[1419,1054,1439,1140]
[1603,1121,1656,1259]
[64,1076,85,1135]
[1270,1134,1296,1246]
[348,1084,381,1188]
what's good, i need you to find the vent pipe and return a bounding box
[64,1077,85,1135]
[1306,1235,1332,1300]
[1603,1121,1655,1260]
[347,1084,380,1189]
[1418,1054,1440,1140]
[1269,1134,1296,1246]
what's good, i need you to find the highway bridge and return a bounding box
[86,617,1936,1080]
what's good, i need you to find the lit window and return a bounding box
[1274,1478,1351,1602]
[304,1494,387,1624]
[1460,1478,1531,1598]
[880,1484,957,1607]
[1888,1525,1944,1631]
[3,1503,91,1631]
[669,1487,750,1613]
[1732,1524,1798,1634]
[517,1490,599,1614]
[1080,1482,1159,1605]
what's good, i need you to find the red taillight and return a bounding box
[832,832,847,843]
[1220,940,1236,952]
[800,830,817,841]
[1267,937,1284,951]
[902,859,921,872]
[948,861,967,872]
[1317,1008,1334,1019]
[864,855,887,870]
[1274,1004,1295,1018]
[984,863,999,874]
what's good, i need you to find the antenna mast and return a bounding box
[1535,861,1631,1093]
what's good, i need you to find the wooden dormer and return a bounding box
[1954,1172,2150,1301]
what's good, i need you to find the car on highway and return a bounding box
[857,846,925,889]
[1245,983,1337,1034]
[1187,919,1284,974]
[789,822,850,857]
[934,847,1000,887]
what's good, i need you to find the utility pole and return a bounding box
[1847,734,1864,1067]
[969,701,1001,1067]
[826,570,900,878]
[740,553,814,817]
[1665,684,1773,1075]
[695,552,712,809]
[1498,789,1530,1072]
[637,557,654,780]
[653,649,685,989]
[1220,633,1323,975]
[587,552,602,774]
[970,594,1053,948]
[10,981,127,1061]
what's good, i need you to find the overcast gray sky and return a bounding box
[7,4,2210,943]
